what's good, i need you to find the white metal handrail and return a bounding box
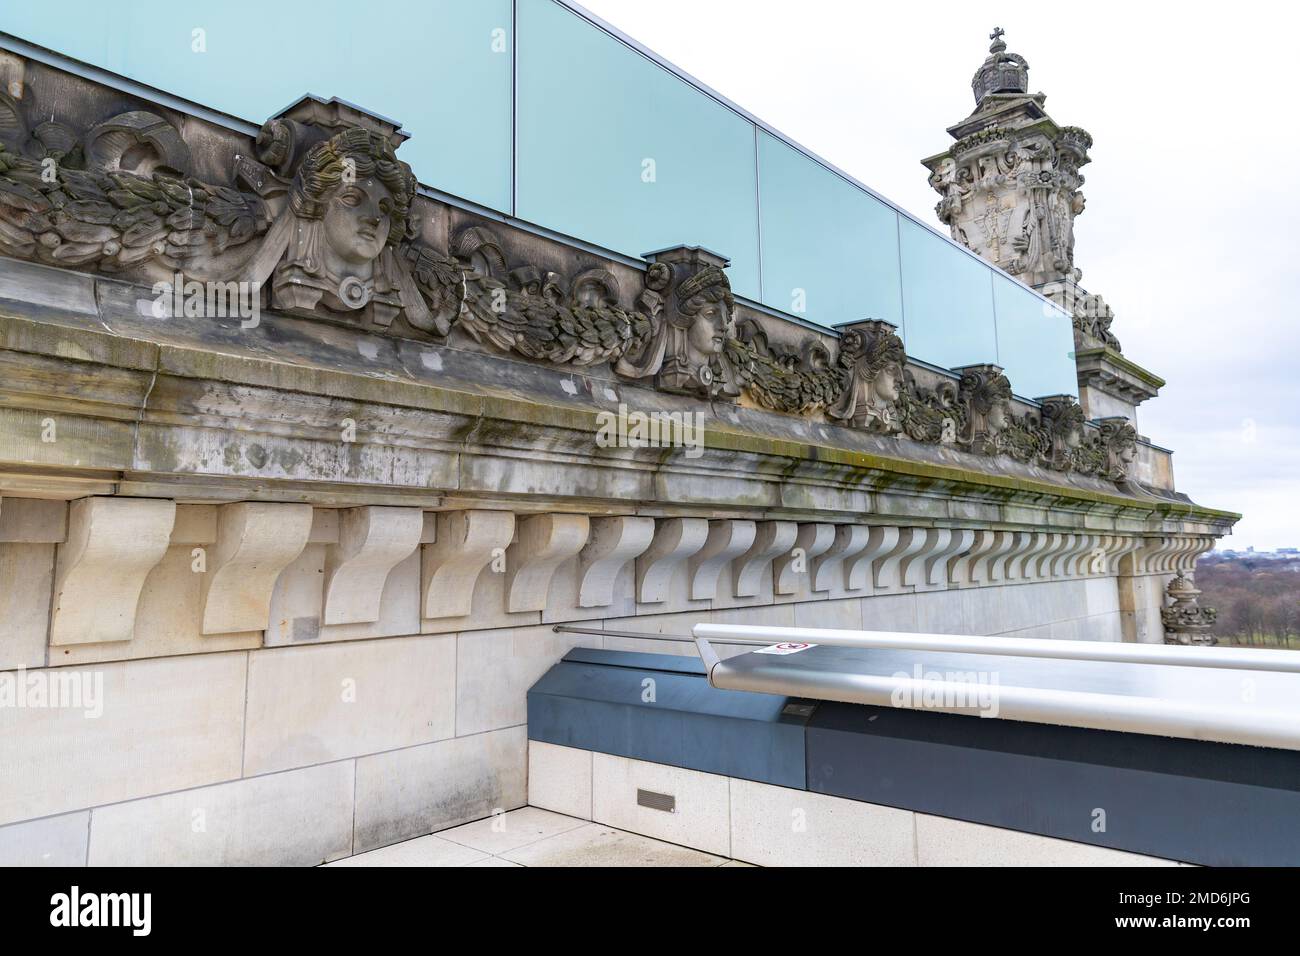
[692,624,1300,673]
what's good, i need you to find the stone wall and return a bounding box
[0,492,1204,865]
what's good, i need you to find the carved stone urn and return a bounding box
[1161,573,1218,645]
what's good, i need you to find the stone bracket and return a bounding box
[922,529,974,589]
[636,518,708,604]
[422,510,515,619]
[846,526,899,593]
[577,516,655,608]
[50,496,176,646]
[774,523,835,595]
[688,519,756,602]
[201,502,313,635]
[811,524,871,593]
[733,521,797,598]
[877,527,928,591]
[506,514,590,613]
[323,506,424,625]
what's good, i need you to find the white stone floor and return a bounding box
[325,806,754,867]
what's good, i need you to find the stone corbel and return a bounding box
[1007,532,1050,582]
[875,527,928,591]
[811,525,872,593]
[201,503,313,634]
[1048,534,1084,578]
[322,507,424,625]
[688,520,756,601]
[1177,536,1214,572]
[986,531,1026,583]
[506,514,590,613]
[1080,534,1115,575]
[845,526,899,593]
[636,518,709,604]
[733,521,798,598]
[899,529,950,590]
[1136,536,1177,575]
[1111,536,1144,576]
[773,523,836,595]
[958,530,1015,586]
[1062,534,1101,577]
[50,497,177,646]
[576,516,655,608]
[422,510,515,619]
[1030,533,1069,580]
[922,529,974,589]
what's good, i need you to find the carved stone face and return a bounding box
[987,400,1010,432]
[686,296,729,357]
[322,177,393,268]
[875,365,902,403]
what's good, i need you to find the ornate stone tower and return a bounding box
[923,28,1164,426]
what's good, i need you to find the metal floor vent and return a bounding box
[637,788,676,813]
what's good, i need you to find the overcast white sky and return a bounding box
[580,0,1299,551]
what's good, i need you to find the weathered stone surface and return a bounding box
[243,635,455,775]
[528,741,593,820]
[0,811,88,866]
[352,725,527,853]
[455,624,598,736]
[730,777,916,867]
[87,762,354,866]
[0,542,53,669]
[0,653,247,825]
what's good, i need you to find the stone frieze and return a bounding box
[0,86,1139,487]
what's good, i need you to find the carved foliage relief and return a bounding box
[0,91,1138,486]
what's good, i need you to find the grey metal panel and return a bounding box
[559,647,706,676]
[527,653,808,789]
[806,702,1300,866]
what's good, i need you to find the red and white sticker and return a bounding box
[753,642,817,656]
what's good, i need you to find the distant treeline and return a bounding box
[1196,556,1300,648]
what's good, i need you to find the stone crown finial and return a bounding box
[972,27,1029,106]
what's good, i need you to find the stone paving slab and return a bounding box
[326,807,738,867]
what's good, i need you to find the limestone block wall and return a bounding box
[0,494,1211,865]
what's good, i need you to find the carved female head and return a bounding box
[674,266,734,358]
[290,127,414,275]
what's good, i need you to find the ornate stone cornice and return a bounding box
[0,48,1231,525]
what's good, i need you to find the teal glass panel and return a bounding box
[0,0,514,211]
[756,131,901,328]
[515,0,760,297]
[993,274,1078,399]
[898,217,998,368]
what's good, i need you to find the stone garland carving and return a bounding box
[0,93,1140,485]
[0,92,466,336]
